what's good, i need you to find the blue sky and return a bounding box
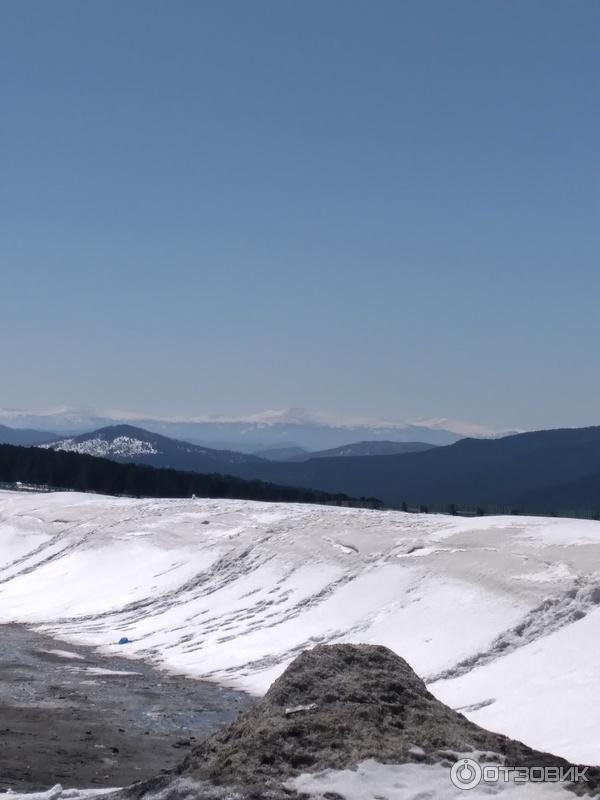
[1,1,599,430]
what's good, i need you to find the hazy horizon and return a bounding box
[0,401,587,437]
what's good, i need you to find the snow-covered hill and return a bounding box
[0,491,599,764]
[42,434,158,458]
[39,425,262,470]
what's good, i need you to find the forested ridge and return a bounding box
[0,444,381,507]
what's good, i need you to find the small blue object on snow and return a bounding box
[118,636,130,645]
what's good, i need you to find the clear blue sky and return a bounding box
[2,1,599,430]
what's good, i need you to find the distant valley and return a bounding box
[289,440,436,460]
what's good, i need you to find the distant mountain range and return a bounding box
[31,422,600,515]
[37,425,434,472]
[0,407,508,449]
[232,426,600,514]
[5,413,600,515]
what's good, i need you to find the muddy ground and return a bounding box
[0,624,251,792]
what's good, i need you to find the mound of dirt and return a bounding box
[124,644,599,799]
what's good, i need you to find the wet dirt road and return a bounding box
[0,624,251,792]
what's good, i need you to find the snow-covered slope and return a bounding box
[39,425,262,469]
[42,434,158,458]
[0,491,599,763]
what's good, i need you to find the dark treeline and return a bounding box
[0,444,382,508]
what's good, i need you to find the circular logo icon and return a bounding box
[450,758,483,790]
